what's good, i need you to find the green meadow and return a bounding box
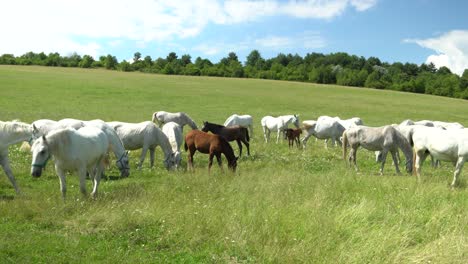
[0,65,467,263]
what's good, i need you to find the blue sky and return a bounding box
[1,0,467,74]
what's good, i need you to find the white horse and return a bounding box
[31,118,130,177]
[261,115,300,143]
[83,120,130,177]
[399,119,434,127]
[224,114,254,137]
[151,111,198,130]
[162,122,183,168]
[0,120,33,193]
[30,118,84,141]
[31,127,109,199]
[433,121,464,130]
[343,125,413,175]
[301,116,345,148]
[411,127,468,187]
[107,121,176,170]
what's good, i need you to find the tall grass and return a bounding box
[0,66,467,263]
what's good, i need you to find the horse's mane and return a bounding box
[181,112,198,129]
[219,136,235,160]
[153,127,173,157]
[0,120,32,134]
[206,122,224,129]
[46,128,72,157]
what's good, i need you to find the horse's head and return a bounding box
[163,152,178,170]
[200,121,209,132]
[30,135,51,177]
[228,156,238,172]
[116,151,130,178]
[292,114,300,128]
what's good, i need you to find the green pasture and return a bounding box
[0,66,467,263]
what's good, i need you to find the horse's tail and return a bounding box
[393,127,414,173]
[184,140,188,151]
[342,130,348,161]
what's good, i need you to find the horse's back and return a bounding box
[185,130,221,153]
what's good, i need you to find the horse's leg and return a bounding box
[451,156,465,188]
[262,126,268,143]
[187,149,194,171]
[138,146,149,169]
[301,133,311,148]
[208,152,214,175]
[215,153,224,173]
[55,166,67,200]
[236,139,242,157]
[276,129,281,144]
[78,167,87,197]
[240,137,250,156]
[378,150,389,175]
[390,150,401,175]
[91,162,104,198]
[149,147,156,168]
[350,147,359,171]
[0,152,20,194]
[414,150,427,182]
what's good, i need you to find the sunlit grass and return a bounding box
[0,66,467,263]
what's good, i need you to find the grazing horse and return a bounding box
[31,118,130,177]
[162,122,183,168]
[261,115,300,143]
[0,120,33,193]
[301,116,345,148]
[223,114,254,137]
[343,125,413,175]
[83,120,130,177]
[107,121,176,170]
[31,127,109,199]
[284,128,302,148]
[184,130,237,173]
[433,121,464,130]
[410,127,468,187]
[201,121,250,157]
[151,111,198,130]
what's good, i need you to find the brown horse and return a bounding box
[201,121,250,157]
[284,128,302,148]
[184,130,238,173]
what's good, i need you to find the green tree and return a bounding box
[79,55,94,68]
[104,54,118,69]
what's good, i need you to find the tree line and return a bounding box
[1,50,468,99]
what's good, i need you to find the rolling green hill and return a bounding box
[0,66,467,263]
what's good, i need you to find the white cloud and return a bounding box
[255,32,326,49]
[405,30,468,75]
[0,0,376,57]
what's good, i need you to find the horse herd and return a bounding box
[0,111,467,199]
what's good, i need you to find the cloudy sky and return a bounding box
[1,0,467,74]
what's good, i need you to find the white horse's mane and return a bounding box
[44,128,72,157]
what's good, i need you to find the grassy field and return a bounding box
[0,65,467,263]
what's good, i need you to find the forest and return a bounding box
[1,50,467,99]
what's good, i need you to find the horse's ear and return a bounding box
[42,135,47,143]
[32,124,37,132]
